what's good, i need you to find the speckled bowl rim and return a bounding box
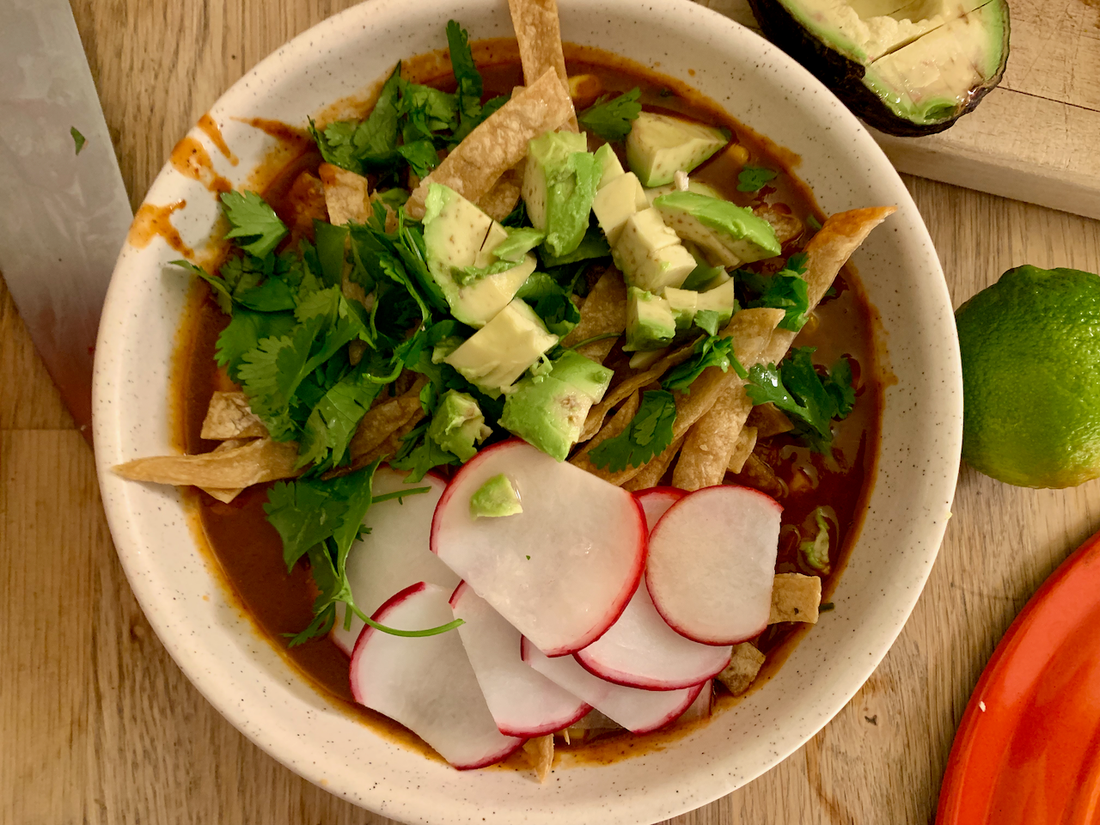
[92,1,962,823]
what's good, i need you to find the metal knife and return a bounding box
[0,0,134,441]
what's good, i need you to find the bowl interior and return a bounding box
[92,1,961,822]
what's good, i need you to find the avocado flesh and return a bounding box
[748,0,1009,136]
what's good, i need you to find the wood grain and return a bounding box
[2,1,1100,824]
[701,0,1100,221]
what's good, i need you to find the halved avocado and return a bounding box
[748,0,1010,136]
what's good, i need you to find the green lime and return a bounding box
[956,265,1100,488]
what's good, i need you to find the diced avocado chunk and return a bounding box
[444,299,559,397]
[592,172,648,246]
[499,350,613,460]
[696,278,736,325]
[679,241,728,291]
[653,191,780,267]
[422,183,537,327]
[613,208,696,292]
[624,287,677,352]
[643,179,725,205]
[595,143,625,189]
[626,112,728,187]
[522,131,601,257]
[663,287,699,331]
[469,473,523,518]
[427,390,491,462]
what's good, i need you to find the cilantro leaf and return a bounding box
[396,139,440,179]
[214,309,297,381]
[237,319,323,440]
[578,88,641,141]
[313,221,349,289]
[308,64,403,175]
[390,420,461,482]
[694,309,721,337]
[737,166,777,193]
[446,20,484,141]
[738,253,811,331]
[220,190,288,258]
[539,225,610,268]
[70,127,86,155]
[745,348,855,452]
[588,390,677,472]
[295,370,385,473]
[174,260,234,314]
[661,334,746,393]
[398,81,458,144]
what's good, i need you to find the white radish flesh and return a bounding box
[451,582,590,737]
[646,485,782,645]
[574,486,729,690]
[523,638,704,734]
[332,469,458,655]
[573,582,731,689]
[350,582,523,770]
[432,439,647,656]
[634,486,686,531]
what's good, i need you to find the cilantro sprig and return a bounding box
[661,334,747,394]
[589,390,677,472]
[737,166,777,193]
[264,464,461,645]
[578,88,642,141]
[220,190,289,258]
[738,252,811,332]
[745,348,856,452]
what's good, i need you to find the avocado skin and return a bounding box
[747,0,1010,137]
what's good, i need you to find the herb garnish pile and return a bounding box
[178,20,856,645]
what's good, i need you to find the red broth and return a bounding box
[173,41,883,765]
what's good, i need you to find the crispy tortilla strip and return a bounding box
[200,438,253,503]
[579,341,696,443]
[476,164,524,221]
[113,438,300,489]
[506,0,578,131]
[769,573,822,624]
[733,452,785,498]
[200,391,268,440]
[753,203,803,246]
[747,404,793,438]
[717,643,765,695]
[761,206,895,365]
[560,267,628,364]
[671,308,783,437]
[283,171,328,242]
[727,426,758,474]
[405,69,574,218]
[622,435,683,491]
[345,408,426,475]
[673,388,753,491]
[561,709,623,744]
[579,308,781,487]
[522,735,555,783]
[569,391,640,476]
[347,394,424,466]
[318,163,371,225]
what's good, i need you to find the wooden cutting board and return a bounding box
[699,0,1100,221]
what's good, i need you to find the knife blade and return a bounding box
[0,0,134,441]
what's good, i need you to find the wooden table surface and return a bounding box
[4,1,1100,823]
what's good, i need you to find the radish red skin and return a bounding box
[646,485,782,646]
[572,486,730,690]
[449,581,590,737]
[350,582,525,770]
[430,440,648,656]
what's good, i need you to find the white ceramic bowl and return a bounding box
[93,1,962,822]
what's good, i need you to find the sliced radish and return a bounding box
[350,582,524,770]
[573,486,728,689]
[634,486,686,531]
[451,582,590,737]
[522,638,704,735]
[573,582,731,689]
[646,485,782,645]
[432,439,646,656]
[332,469,458,655]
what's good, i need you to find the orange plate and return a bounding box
[938,529,1100,825]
